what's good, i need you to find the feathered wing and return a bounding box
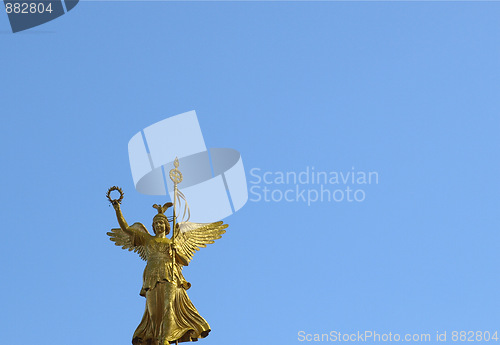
[175,221,228,264]
[107,222,151,261]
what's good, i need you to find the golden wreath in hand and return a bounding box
[106,186,124,205]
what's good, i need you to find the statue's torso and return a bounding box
[141,237,176,296]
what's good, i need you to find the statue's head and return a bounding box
[152,203,173,235]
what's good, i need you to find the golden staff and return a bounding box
[169,157,183,285]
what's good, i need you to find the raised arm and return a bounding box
[112,201,134,236]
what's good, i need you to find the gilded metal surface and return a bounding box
[106,186,124,204]
[107,159,228,345]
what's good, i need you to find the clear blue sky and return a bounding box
[1,2,499,345]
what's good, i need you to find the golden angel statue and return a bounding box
[106,159,228,345]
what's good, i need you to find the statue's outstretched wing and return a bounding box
[107,222,151,261]
[175,221,228,264]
